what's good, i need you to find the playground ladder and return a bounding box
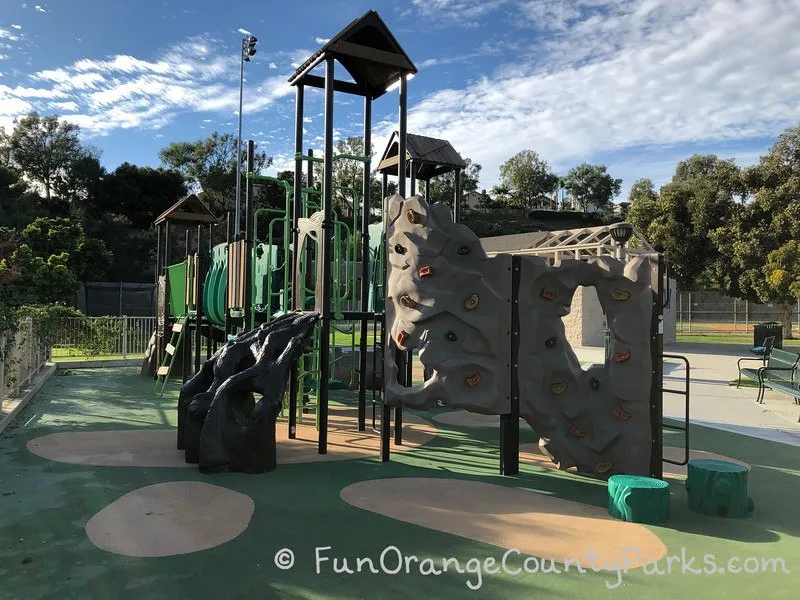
[662,353,691,467]
[154,314,190,396]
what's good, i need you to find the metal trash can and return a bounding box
[754,322,783,350]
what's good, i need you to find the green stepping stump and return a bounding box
[608,475,670,523]
[685,459,754,518]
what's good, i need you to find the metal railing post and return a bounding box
[122,316,128,360]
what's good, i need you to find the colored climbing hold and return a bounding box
[464,293,479,310]
[396,330,409,347]
[550,381,567,395]
[457,245,471,255]
[545,337,557,348]
[418,266,433,278]
[394,244,406,254]
[612,289,632,301]
[445,331,457,341]
[541,288,557,301]
[613,405,632,421]
[466,372,481,388]
[614,350,631,363]
[590,377,600,390]
[406,209,419,224]
[399,294,417,309]
[596,461,613,474]
[569,424,587,438]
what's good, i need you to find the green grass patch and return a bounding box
[677,333,800,345]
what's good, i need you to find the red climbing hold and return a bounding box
[613,350,631,362]
[466,372,481,388]
[396,331,409,347]
[419,266,433,278]
[541,288,556,301]
[613,406,632,421]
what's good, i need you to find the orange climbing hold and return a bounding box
[466,372,481,388]
[613,406,632,421]
[613,350,631,362]
[464,293,479,310]
[569,424,587,438]
[406,209,419,224]
[418,266,433,278]
[550,381,568,394]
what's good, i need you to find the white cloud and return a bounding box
[399,0,800,192]
[11,25,22,30]
[0,55,8,61]
[0,29,20,41]
[237,28,251,35]
[34,4,45,12]
[268,62,277,69]
[1,34,297,137]
[51,100,78,112]
[314,37,330,44]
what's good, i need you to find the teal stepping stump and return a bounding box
[608,475,670,523]
[685,459,754,518]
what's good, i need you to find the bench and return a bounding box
[738,348,800,404]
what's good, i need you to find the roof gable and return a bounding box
[154,194,218,226]
[288,10,417,100]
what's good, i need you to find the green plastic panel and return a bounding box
[203,243,228,326]
[165,262,187,318]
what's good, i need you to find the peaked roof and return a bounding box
[154,194,219,226]
[377,131,467,180]
[288,10,417,100]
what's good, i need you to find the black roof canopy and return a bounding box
[154,194,218,227]
[377,131,466,180]
[288,10,417,100]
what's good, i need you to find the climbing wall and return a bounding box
[383,194,657,477]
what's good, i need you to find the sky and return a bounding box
[1,0,799,202]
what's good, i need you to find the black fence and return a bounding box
[77,282,156,317]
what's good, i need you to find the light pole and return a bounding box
[609,222,634,260]
[235,34,257,236]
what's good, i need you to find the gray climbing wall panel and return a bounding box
[383,193,657,477]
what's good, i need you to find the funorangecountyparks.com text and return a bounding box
[272,545,791,590]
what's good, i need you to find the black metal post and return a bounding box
[207,223,214,357]
[224,212,232,338]
[244,140,255,332]
[649,253,665,479]
[288,84,304,440]
[317,56,335,455]
[165,222,172,267]
[410,160,416,195]
[424,178,430,202]
[358,94,372,432]
[500,254,521,475]
[393,73,409,445]
[195,224,203,374]
[380,189,391,462]
[454,167,462,224]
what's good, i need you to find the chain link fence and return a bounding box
[677,291,799,334]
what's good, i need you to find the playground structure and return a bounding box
[147,9,690,480]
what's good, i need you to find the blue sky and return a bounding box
[1,0,799,201]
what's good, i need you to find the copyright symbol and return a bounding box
[274,548,295,570]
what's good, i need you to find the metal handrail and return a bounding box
[662,353,690,466]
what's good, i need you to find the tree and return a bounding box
[158,132,272,214]
[19,217,112,282]
[628,157,738,289]
[498,150,559,209]
[96,163,187,229]
[53,152,106,217]
[428,158,481,211]
[8,112,84,201]
[0,165,40,230]
[562,163,622,214]
[0,127,12,167]
[710,127,800,338]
